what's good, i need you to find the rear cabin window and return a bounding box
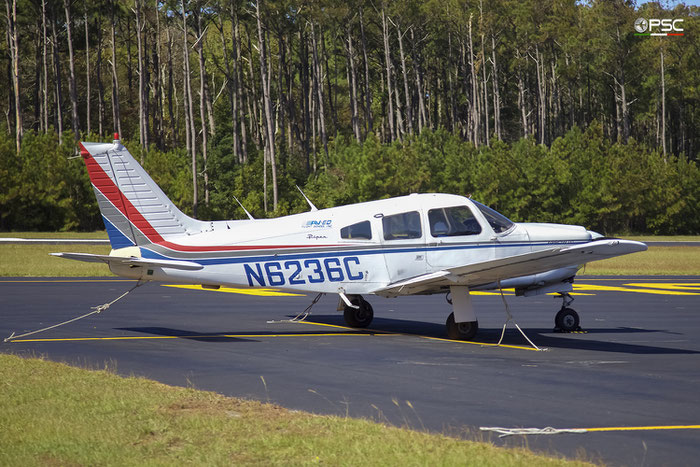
[340,220,372,240]
[428,206,482,237]
[383,211,422,240]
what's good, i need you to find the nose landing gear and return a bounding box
[343,296,374,328]
[554,292,581,333]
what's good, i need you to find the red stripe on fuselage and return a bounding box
[80,143,343,254]
[156,240,344,253]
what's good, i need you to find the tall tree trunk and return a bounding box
[346,24,360,142]
[166,27,176,147]
[534,45,545,145]
[245,27,260,149]
[516,54,528,138]
[491,35,501,140]
[64,0,80,138]
[447,31,455,133]
[234,16,247,163]
[219,10,238,163]
[110,0,121,137]
[5,0,22,151]
[615,25,629,144]
[276,31,287,159]
[300,29,310,171]
[51,4,64,143]
[359,8,372,134]
[33,19,41,131]
[41,0,49,133]
[393,59,405,139]
[411,27,426,133]
[660,47,667,160]
[182,0,197,217]
[195,4,209,204]
[381,7,395,142]
[256,0,277,211]
[135,0,147,154]
[311,22,328,165]
[468,15,478,146]
[396,22,413,135]
[479,2,489,146]
[84,10,91,134]
[153,0,163,149]
[96,17,105,136]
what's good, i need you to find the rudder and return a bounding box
[80,137,204,248]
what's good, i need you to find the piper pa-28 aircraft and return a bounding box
[53,136,647,341]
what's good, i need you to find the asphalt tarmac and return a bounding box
[2,277,699,465]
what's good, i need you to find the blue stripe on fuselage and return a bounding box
[138,241,587,266]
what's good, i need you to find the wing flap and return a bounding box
[50,252,203,271]
[374,239,646,296]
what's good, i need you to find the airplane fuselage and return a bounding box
[109,193,595,297]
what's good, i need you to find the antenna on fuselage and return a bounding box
[296,185,318,212]
[232,195,255,220]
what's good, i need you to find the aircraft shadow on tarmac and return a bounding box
[302,315,700,355]
[116,327,261,343]
[115,318,699,355]
[114,326,383,343]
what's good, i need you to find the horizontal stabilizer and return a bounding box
[374,239,647,297]
[50,252,203,271]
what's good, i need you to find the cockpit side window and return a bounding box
[472,200,515,234]
[340,220,372,240]
[428,206,482,237]
[382,211,422,240]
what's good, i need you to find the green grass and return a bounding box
[620,235,699,242]
[0,231,108,239]
[0,244,112,276]
[0,354,591,466]
[580,246,700,276]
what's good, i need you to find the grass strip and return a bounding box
[0,354,591,466]
[0,231,108,239]
[580,246,700,276]
[620,235,699,242]
[0,244,111,277]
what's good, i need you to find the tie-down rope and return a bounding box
[267,292,324,324]
[495,280,545,351]
[4,281,145,343]
[480,426,587,437]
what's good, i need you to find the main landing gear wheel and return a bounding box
[343,297,374,328]
[554,307,580,332]
[446,312,479,341]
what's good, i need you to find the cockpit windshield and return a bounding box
[471,200,515,234]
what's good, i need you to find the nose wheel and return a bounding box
[343,296,374,328]
[554,293,581,332]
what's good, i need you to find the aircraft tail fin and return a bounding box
[79,138,204,249]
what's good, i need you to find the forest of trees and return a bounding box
[1,0,699,234]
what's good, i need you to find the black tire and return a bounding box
[446,312,478,340]
[343,297,374,328]
[555,307,580,332]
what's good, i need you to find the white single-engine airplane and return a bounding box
[53,136,647,340]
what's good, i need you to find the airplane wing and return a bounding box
[50,252,204,271]
[372,239,646,297]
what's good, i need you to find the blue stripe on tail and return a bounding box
[102,215,136,249]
